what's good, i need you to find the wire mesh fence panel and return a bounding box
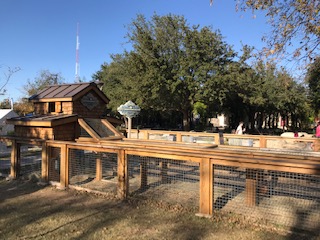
[19,144,42,179]
[84,118,116,137]
[128,155,200,211]
[0,143,10,177]
[213,165,320,231]
[68,149,118,195]
[48,146,61,182]
[80,125,91,138]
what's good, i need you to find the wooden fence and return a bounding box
[129,129,320,151]
[1,133,320,231]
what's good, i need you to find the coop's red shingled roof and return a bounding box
[29,82,109,103]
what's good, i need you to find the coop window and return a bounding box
[48,102,55,113]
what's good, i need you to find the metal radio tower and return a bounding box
[75,23,80,82]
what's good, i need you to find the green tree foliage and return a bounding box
[94,14,235,130]
[95,13,310,131]
[232,0,320,64]
[306,57,320,116]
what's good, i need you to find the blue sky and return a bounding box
[0,0,270,102]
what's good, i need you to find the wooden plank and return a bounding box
[117,149,128,199]
[176,133,182,142]
[59,144,68,189]
[101,119,124,137]
[160,161,169,183]
[199,158,213,216]
[245,169,258,206]
[47,137,320,169]
[41,141,48,181]
[126,149,202,163]
[213,159,320,175]
[96,152,102,181]
[78,118,100,140]
[10,140,20,179]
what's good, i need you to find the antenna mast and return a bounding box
[75,23,80,82]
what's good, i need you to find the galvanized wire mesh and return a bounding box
[128,155,200,211]
[84,118,116,137]
[68,149,118,194]
[19,144,42,179]
[48,146,61,182]
[0,143,41,179]
[213,165,320,231]
[0,143,10,177]
[44,143,320,232]
[80,126,91,138]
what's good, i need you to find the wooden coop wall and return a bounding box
[33,90,106,118]
[72,91,107,118]
[15,122,77,140]
[34,102,48,115]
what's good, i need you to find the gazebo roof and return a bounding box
[29,82,109,103]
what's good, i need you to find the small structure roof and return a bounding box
[29,82,109,103]
[6,114,78,127]
[0,109,16,120]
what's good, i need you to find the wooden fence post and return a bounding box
[117,149,128,199]
[246,169,258,206]
[96,152,102,181]
[160,161,169,183]
[260,136,267,148]
[41,141,48,182]
[198,158,213,217]
[10,140,20,179]
[313,139,320,152]
[176,133,182,142]
[59,144,68,189]
[144,130,149,140]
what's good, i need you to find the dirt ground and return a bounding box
[0,178,319,240]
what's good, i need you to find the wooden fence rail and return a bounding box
[129,129,320,151]
[1,135,320,229]
[43,139,320,217]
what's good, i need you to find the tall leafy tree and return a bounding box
[306,57,320,116]
[95,14,235,130]
[220,0,320,64]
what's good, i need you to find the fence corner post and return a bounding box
[58,144,68,189]
[198,158,213,217]
[10,140,20,179]
[117,149,128,199]
[41,141,48,182]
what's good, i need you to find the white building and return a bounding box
[0,109,18,135]
[0,108,18,151]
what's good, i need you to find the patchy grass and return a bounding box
[0,178,318,240]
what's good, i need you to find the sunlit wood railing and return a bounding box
[1,134,320,225]
[129,129,320,152]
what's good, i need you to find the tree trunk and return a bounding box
[182,109,190,131]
